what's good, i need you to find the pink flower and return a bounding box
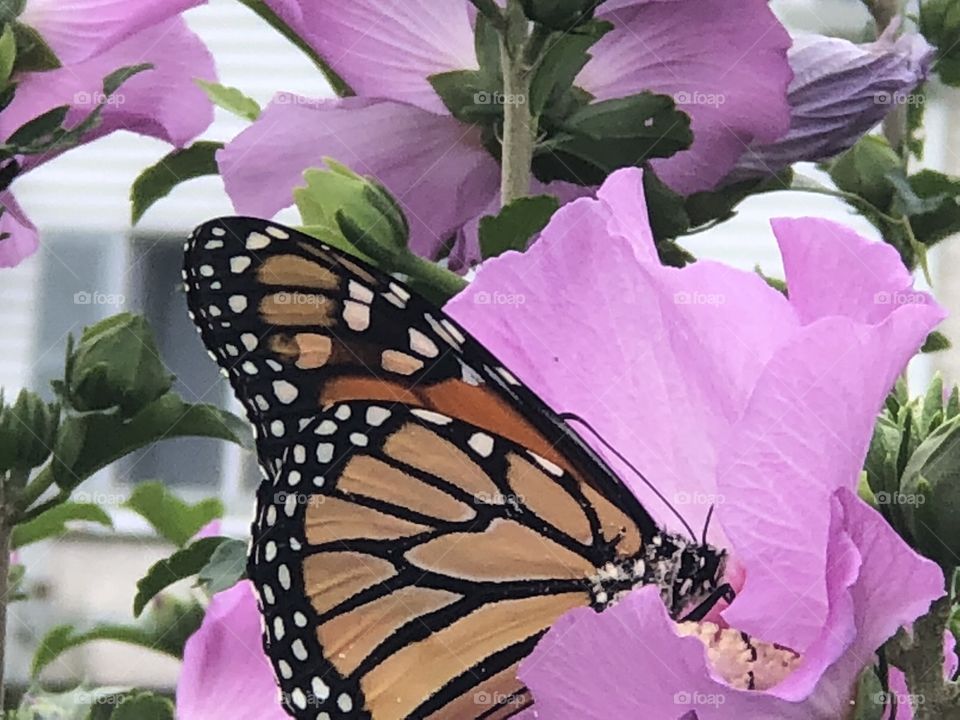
[0,0,216,268]
[443,168,946,718]
[177,581,288,720]
[218,0,793,260]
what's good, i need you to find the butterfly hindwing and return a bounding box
[251,399,629,719]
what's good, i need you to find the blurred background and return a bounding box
[0,0,957,696]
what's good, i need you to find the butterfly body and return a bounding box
[184,218,726,719]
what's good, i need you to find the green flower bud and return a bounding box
[899,416,960,571]
[67,313,173,417]
[295,160,409,260]
[0,389,60,475]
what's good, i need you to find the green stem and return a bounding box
[0,470,20,711]
[397,253,469,303]
[498,0,536,207]
[888,596,960,719]
[237,0,354,97]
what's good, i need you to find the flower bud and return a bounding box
[296,160,409,259]
[899,416,960,571]
[67,313,172,417]
[0,389,60,474]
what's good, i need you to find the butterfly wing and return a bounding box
[251,399,635,719]
[183,218,661,719]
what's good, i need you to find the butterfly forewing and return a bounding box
[183,218,719,720]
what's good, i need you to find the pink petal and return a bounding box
[774,217,938,325]
[0,192,39,268]
[20,0,205,65]
[266,0,476,113]
[218,95,500,259]
[177,581,287,720]
[718,228,944,651]
[447,169,797,539]
[577,0,792,194]
[2,17,215,160]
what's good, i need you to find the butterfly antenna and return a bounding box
[702,505,715,546]
[558,412,698,543]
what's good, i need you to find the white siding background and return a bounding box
[1,0,957,692]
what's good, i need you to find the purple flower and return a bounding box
[0,0,216,268]
[443,168,946,718]
[729,28,934,182]
[177,581,289,720]
[218,0,793,261]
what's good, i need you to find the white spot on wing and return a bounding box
[230,256,252,274]
[246,232,271,250]
[411,409,452,425]
[468,433,495,457]
[273,380,299,404]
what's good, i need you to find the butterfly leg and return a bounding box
[680,583,736,622]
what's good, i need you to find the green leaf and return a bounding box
[197,538,247,594]
[920,372,945,435]
[754,266,788,295]
[902,170,960,247]
[684,171,791,230]
[478,195,559,259]
[922,330,952,353]
[5,104,69,147]
[534,93,692,185]
[123,481,223,547]
[828,135,901,210]
[643,170,690,243]
[133,537,229,616]
[0,23,18,86]
[428,70,502,124]
[528,22,611,115]
[11,502,111,549]
[10,21,59,73]
[109,693,174,720]
[49,393,252,493]
[851,664,886,720]
[194,79,261,121]
[32,622,185,677]
[130,141,223,224]
[102,63,152,97]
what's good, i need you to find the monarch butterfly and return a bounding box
[184,217,729,720]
